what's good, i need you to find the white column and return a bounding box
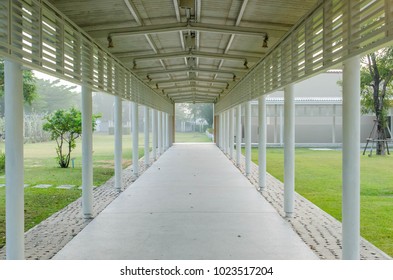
[161,112,165,152]
[219,113,223,149]
[152,109,157,159]
[245,101,252,176]
[4,59,24,259]
[82,85,93,219]
[236,104,242,166]
[284,84,295,218]
[144,106,150,167]
[342,55,360,260]
[222,112,226,153]
[226,110,230,154]
[280,105,284,146]
[158,111,162,155]
[165,113,169,150]
[132,102,139,176]
[114,95,122,191]
[229,108,234,159]
[259,95,267,190]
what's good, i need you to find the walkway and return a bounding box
[54,143,317,260]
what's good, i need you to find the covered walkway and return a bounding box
[54,143,317,260]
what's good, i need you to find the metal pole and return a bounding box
[229,108,234,159]
[236,104,242,166]
[114,95,122,191]
[245,101,252,175]
[342,55,360,260]
[132,102,139,176]
[152,109,157,160]
[259,95,267,190]
[284,84,295,218]
[144,106,150,167]
[82,85,93,219]
[4,59,24,259]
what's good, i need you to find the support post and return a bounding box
[229,108,234,159]
[259,95,267,190]
[152,109,157,159]
[284,84,295,218]
[144,106,150,166]
[342,55,360,260]
[132,102,139,176]
[236,104,242,166]
[245,101,252,176]
[114,95,122,191]
[82,85,93,219]
[4,59,24,259]
[158,111,162,155]
[165,113,169,150]
[219,113,223,149]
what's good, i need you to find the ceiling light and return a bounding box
[147,75,152,82]
[233,75,236,82]
[262,35,268,48]
[179,0,195,9]
[107,35,114,48]
[244,60,248,69]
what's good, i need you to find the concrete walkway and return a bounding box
[54,143,317,260]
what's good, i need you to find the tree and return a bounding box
[43,108,100,168]
[361,47,393,155]
[28,78,79,114]
[0,59,38,116]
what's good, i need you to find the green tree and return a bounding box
[43,108,100,168]
[0,59,38,116]
[28,78,79,113]
[361,47,393,155]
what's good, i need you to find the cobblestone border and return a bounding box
[231,152,392,260]
[0,157,153,260]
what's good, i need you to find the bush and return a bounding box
[0,151,5,172]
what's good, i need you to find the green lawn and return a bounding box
[175,132,212,143]
[248,147,393,257]
[0,133,145,249]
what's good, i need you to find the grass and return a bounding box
[0,133,146,249]
[247,147,393,257]
[175,132,212,143]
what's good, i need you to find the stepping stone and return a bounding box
[0,184,5,188]
[33,184,52,189]
[24,184,30,188]
[56,185,76,190]
[0,175,5,179]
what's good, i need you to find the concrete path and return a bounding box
[54,143,317,260]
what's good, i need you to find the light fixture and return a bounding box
[107,35,114,48]
[233,74,236,81]
[156,83,159,89]
[179,0,195,9]
[243,59,249,69]
[262,35,268,48]
[147,75,152,82]
[187,57,196,68]
[185,33,196,50]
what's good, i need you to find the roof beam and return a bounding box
[121,51,261,63]
[168,91,220,97]
[89,22,286,38]
[141,67,238,77]
[155,78,230,86]
[160,85,224,91]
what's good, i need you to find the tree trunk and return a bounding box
[376,119,386,155]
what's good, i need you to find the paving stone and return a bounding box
[56,185,76,190]
[33,184,52,189]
